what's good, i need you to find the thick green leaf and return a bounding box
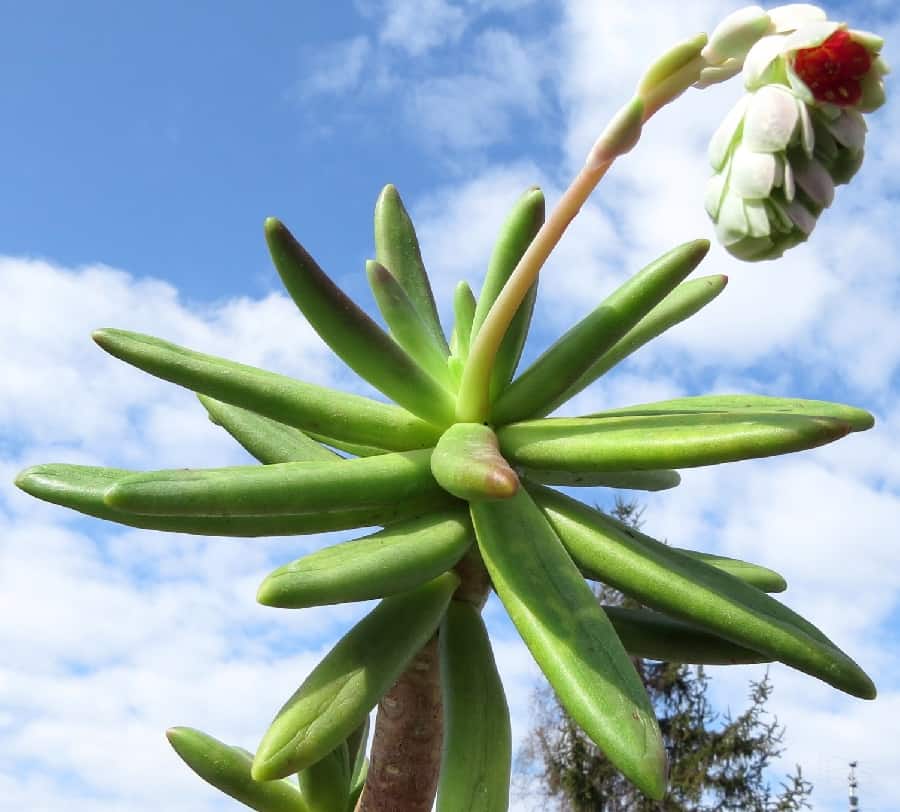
[603,606,770,665]
[374,184,448,352]
[532,485,876,699]
[499,412,851,472]
[521,468,681,490]
[676,550,787,593]
[252,572,459,780]
[541,274,727,415]
[451,280,477,361]
[198,396,339,464]
[587,394,874,431]
[491,240,709,425]
[431,423,519,501]
[15,464,451,537]
[305,432,388,458]
[366,259,453,388]
[470,188,545,399]
[470,491,666,800]
[166,727,308,812]
[257,510,471,608]
[104,450,440,517]
[437,600,511,812]
[265,218,455,427]
[92,329,440,451]
[297,739,351,812]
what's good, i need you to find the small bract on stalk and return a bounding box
[15,5,887,812]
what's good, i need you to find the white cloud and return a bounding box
[298,35,371,96]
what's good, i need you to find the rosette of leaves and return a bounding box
[16,185,876,811]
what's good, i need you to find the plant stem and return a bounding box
[456,158,612,423]
[357,635,444,812]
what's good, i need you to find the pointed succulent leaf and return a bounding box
[521,468,681,490]
[437,600,512,812]
[91,329,441,451]
[15,463,451,537]
[166,727,308,812]
[470,490,667,800]
[532,485,876,699]
[265,218,455,428]
[431,423,519,501]
[470,188,545,398]
[492,240,709,425]
[346,716,370,792]
[297,739,351,812]
[538,275,728,417]
[304,432,389,458]
[603,606,771,665]
[198,396,339,464]
[676,550,787,593]
[103,450,442,517]
[373,184,448,352]
[251,572,459,780]
[499,412,851,473]
[588,393,874,432]
[366,260,454,389]
[257,510,471,608]
[452,280,477,361]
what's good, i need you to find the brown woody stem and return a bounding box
[357,635,444,812]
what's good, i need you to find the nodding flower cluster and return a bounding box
[700,4,888,261]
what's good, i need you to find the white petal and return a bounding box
[743,85,799,152]
[730,146,777,198]
[849,29,884,52]
[858,74,887,113]
[785,61,815,104]
[744,199,772,237]
[786,199,817,235]
[727,235,776,261]
[783,157,795,201]
[791,154,834,207]
[704,173,728,219]
[824,110,867,151]
[767,4,827,33]
[695,59,743,88]
[702,6,770,64]
[716,191,750,245]
[743,35,788,89]
[781,20,840,51]
[772,154,785,187]
[709,95,750,170]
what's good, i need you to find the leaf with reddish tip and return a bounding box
[431,423,519,501]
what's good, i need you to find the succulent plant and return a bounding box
[14,6,885,812]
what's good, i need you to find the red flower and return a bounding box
[793,30,872,106]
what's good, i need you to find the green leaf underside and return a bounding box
[366,259,454,388]
[437,600,512,812]
[305,432,389,458]
[103,450,442,517]
[603,606,771,665]
[498,412,851,472]
[588,394,874,431]
[431,423,519,501]
[198,396,340,464]
[297,739,351,812]
[522,468,681,490]
[491,239,709,425]
[346,716,370,793]
[677,550,787,593]
[252,572,459,780]
[91,328,441,451]
[532,485,875,699]
[470,188,545,401]
[470,491,667,800]
[257,510,473,608]
[541,274,728,416]
[166,727,308,812]
[265,218,455,427]
[16,464,453,537]
[374,184,448,353]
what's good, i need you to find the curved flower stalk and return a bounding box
[13,10,886,812]
[702,5,888,260]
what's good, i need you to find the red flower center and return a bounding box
[793,30,871,106]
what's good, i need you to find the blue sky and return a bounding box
[2,1,900,810]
